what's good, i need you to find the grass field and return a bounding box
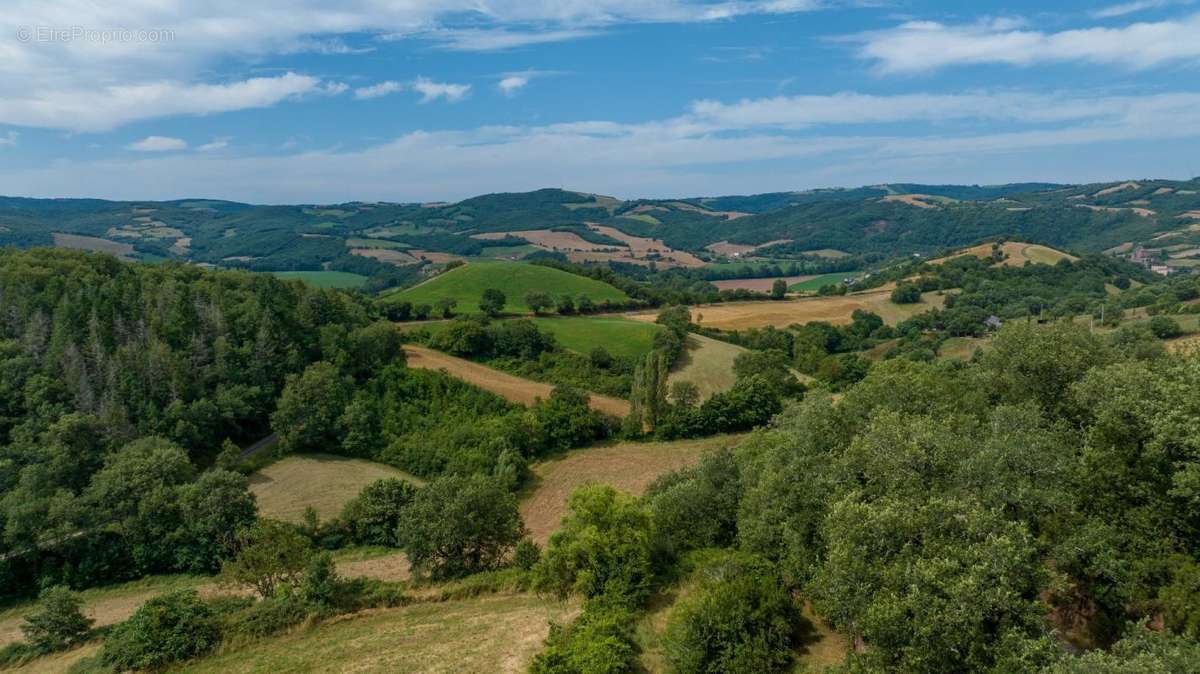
[403,345,631,417]
[931,242,1076,268]
[248,453,422,523]
[530,316,662,360]
[271,270,368,289]
[520,435,744,544]
[668,334,744,400]
[182,593,579,674]
[939,336,990,361]
[52,232,135,259]
[633,290,945,331]
[788,271,861,292]
[389,261,629,314]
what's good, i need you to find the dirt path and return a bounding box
[403,345,630,417]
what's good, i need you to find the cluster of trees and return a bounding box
[531,321,1200,673]
[0,249,389,599]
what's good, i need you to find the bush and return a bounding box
[19,586,94,654]
[100,590,220,671]
[647,450,741,558]
[220,519,312,598]
[534,485,654,602]
[513,539,542,571]
[529,603,640,674]
[662,552,797,674]
[891,283,922,304]
[1149,315,1183,339]
[219,596,308,641]
[339,478,418,547]
[396,474,526,580]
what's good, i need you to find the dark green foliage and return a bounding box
[890,282,922,303]
[647,450,741,557]
[529,603,640,674]
[770,278,787,300]
[338,478,417,547]
[534,485,654,602]
[271,361,354,453]
[220,519,311,598]
[1045,626,1200,673]
[479,287,506,316]
[20,586,94,654]
[100,590,220,671]
[396,474,526,580]
[1149,315,1183,339]
[662,552,797,674]
[513,539,541,571]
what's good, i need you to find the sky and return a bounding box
[0,1,1198,203]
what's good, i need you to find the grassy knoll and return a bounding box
[248,453,423,523]
[668,334,744,400]
[180,593,580,674]
[530,316,662,360]
[930,242,1076,268]
[520,435,745,544]
[271,270,368,289]
[388,261,629,314]
[788,271,861,292]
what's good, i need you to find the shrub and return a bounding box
[534,485,654,602]
[646,450,741,558]
[220,519,312,598]
[100,590,220,671]
[662,552,797,674]
[513,539,542,571]
[20,586,94,654]
[529,603,640,674]
[1149,315,1183,339]
[219,596,307,641]
[339,478,418,547]
[891,283,922,304]
[396,474,526,580]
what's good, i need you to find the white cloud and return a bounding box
[197,137,231,151]
[1091,0,1184,18]
[498,75,530,96]
[0,73,324,133]
[0,131,17,147]
[354,81,404,100]
[856,12,1200,73]
[6,88,1199,203]
[128,136,187,151]
[411,77,471,103]
[413,28,603,51]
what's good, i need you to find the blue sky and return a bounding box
[0,0,1198,203]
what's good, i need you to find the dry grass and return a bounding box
[13,643,102,673]
[520,435,745,544]
[711,275,813,292]
[403,345,631,417]
[51,233,134,258]
[409,250,465,264]
[628,291,944,331]
[939,336,990,361]
[474,229,611,252]
[351,248,417,265]
[882,194,938,208]
[668,334,744,400]
[931,242,1076,268]
[1094,181,1140,196]
[1077,204,1156,218]
[249,453,422,523]
[587,225,705,267]
[181,593,580,674]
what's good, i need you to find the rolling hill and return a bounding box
[389,260,631,313]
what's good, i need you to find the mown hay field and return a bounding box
[628,290,945,331]
[181,593,580,674]
[249,453,423,523]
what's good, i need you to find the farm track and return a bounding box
[402,345,631,417]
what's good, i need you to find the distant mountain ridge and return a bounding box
[2,179,1197,273]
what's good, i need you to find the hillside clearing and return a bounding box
[520,435,745,544]
[177,593,580,674]
[51,233,134,259]
[249,453,422,523]
[389,261,629,314]
[711,275,813,292]
[930,242,1076,268]
[667,334,744,400]
[629,291,944,331]
[403,344,630,417]
[271,270,368,289]
[529,316,662,360]
[789,271,862,292]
